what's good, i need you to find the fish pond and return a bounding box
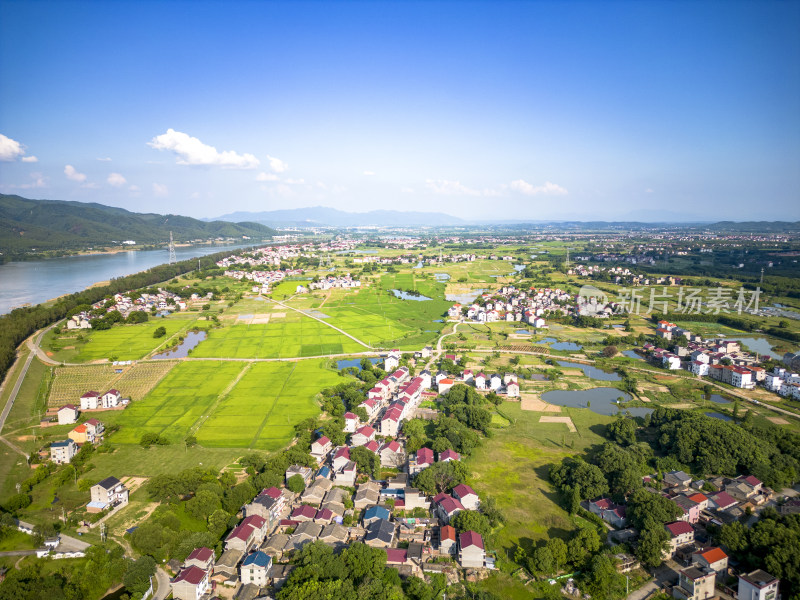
[336,357,381,370]
[391,289,432,301]
[557,360,621,381]
[541,387,653,417]
[152,330,207,359]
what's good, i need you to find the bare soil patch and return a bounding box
[539,415,577,432]
[520,393,561,412]
[767,417,790,425]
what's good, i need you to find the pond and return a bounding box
[611,324,625,329]
[445,289,490,304]
[434,273,451,281]
[392,289,432,301]
[705,411,733,421]
[337,357,381,370]
[413,261,424,269]
[152,330,207,359]
[516,329,531,335]
[432,319,444,323]
[707,394,731,405]
[528,373,548,381]
[537,337,584,351]
[514,264,526,272]
[541,387,653,417]
[622,350,644,360]
[721,337,778,356]
[557,361,621,381]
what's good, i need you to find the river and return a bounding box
[0,243,255,315]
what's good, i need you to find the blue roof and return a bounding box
[317,465,331,478]
[364,505,390,520]
[51,439,73,448]
[242,551,271,568]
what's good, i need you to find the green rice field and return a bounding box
[196,360,345,450]
[108,359,344,450]
[190,316,366,358]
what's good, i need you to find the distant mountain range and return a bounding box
[210,206,464,227]
[0,195,276,253]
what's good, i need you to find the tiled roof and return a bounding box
[665,521,694,537]
[242,550,271,568]
[174,565,206,585]
[459,530,484,550]
[698,547,728,563]
[452,484,477,499]
[186,547,214,563]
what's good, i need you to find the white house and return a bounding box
[57,405,79,425]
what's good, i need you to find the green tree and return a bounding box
[186,489,222,521]
[635,523,669,568]
[546,537,568,572]
[153,326,167,338]
[450,510,491,537]
[287,474,306,494]
[123,555,156,597]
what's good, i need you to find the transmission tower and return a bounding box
[168,231,177,264]
[760,267,764,285]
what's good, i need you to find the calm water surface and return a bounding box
[0,243,254,315]
[541,387,653,417]
[152,330,208,359]
[557,360,621,381]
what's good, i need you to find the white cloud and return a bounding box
[401,187,415,194]
[363,170,375,176]
[266,155,288,173]
[21,156,38,163]
[82,182,100,189]
[129,185,140,192]
[190,192,201,199]
[510,179,568,196]
[148,129,259,169]
[64,165,87,182]
[645,188,654,194]
[153,183,168,197]
[0,133,28,161]
[107,173,126,187]
[256,172,279,182]
[97,157,112,161]
[425,179,482,196]
[285,178,305,185]
[3,172,47,189]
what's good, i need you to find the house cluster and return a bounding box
[593,470,779,600]
[78,389,128,410]
[306,274,361,291]
[223,268,305,293]
[448,285,581,326]
[91,289,187,317]
[47,405,105,464]
[763,364,800,400]
[644,322,773,390]
[172,460,493,598]
[65,312,92,329]
[436,367,519,398]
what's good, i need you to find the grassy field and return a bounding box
[43,314,200,362]
[467,402,612,562]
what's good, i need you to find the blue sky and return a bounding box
[1,0,798,221]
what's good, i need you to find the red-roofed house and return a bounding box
[452,484,480,511]
[439,449,460,462]
[379,440,404,468]
[687,493,709,511]
[291,505,318,522]
[436,495,464,524]
[709,491,738,511]
[185,547,215,572]
[381,407,403,437]
[225,522,258,553]
[475,373,487,390]
[344,412,359,433]
[363,440,380,453]
[332,446,350,471]
[410,447,434,474]
[439,524,457,555]
[665,521,695,557]
[311,436,332,462]
[438,378,455,394]
[80,391,100,410]
[386,548,409,565]
[692,547,729,577]
[352,425,376,446]
[101,389,121,408]
[171,565,210,600]
[459,531,485,568]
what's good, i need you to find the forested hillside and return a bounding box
[0,195,276,254]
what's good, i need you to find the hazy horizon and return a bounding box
[1,1,798,221]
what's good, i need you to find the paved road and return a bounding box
[153,567,171,600]
[0,335,40,434]
[0,550,37,557]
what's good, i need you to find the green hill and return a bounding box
[0,195,276,254]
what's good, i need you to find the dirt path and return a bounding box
[266,297,373,349]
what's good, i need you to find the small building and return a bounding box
[57,405,79,425]
[171,565,210,600]
[664,521,694,557]
[439,525,457,555]
[692,547,728,578]
[50,439,78,465]
[459,530,485,568]
[439,449,460,462]
[672,566,715,600]
[285,464,313,486]
[363,505,391,527]
[185,547,215,573]
[738,569,779,600]
[364,519,395,548]
[87,476,129,512]
[240,551,272,586]
[452,484,480,511]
